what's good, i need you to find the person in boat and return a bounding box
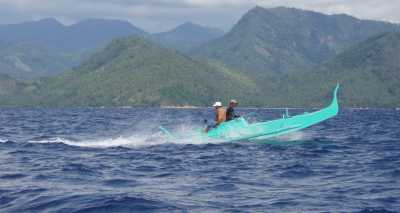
[226,99,240,121]
[205,101,226,132]
[214,101,227,125]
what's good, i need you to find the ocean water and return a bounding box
[0,107,399,212]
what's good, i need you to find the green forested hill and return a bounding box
[286,32,400,107]
[14,37,260,107]
[1,7,400,107]
[195,6,400,76]
[2,33,400,107]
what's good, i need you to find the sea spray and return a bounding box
[26,113,218,148]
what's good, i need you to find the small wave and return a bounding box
[26,131,213,148]
[26,129,313,148]
[0,173,28,179]
[0,196,15,206]
[103,179,138,187]
[27,135,164,148]
[28,137,67,144]
[355,207,397,213]
[72,195,179,212]
[13,194,178,213]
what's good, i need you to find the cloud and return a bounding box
[0,0,399,32]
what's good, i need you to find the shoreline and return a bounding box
[0,106,399,110]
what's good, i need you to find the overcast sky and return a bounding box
[0,0,398,32]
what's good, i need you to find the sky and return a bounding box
[0,0,399,33]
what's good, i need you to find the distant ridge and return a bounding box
[195,6,400,75]
[153,22,224,52]
[0,18,148,50]
[0,18,148,79]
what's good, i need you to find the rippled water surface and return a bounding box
[0,108,399,212]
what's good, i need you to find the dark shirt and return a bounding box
[226,107,239,121]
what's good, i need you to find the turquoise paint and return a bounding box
[162,84,340,142]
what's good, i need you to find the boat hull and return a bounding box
[162,85,340,143]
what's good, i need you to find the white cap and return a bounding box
[212,101,222,107]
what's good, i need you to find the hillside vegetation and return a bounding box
[1,7,400,107]
[195,7,400,76]
[286,32,400,107]
[15,37,260,107]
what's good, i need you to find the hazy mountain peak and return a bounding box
[172,22,205,33]
[246,5,300,16]
[72,18,134,27]
[248,5,267,13]
[244,6,321,21]
[35,18,63,26]
[179,21,198,28]
[167,21,223,35]
[1,17,65,29]
[153,21,224,53]
[69,18,146,34]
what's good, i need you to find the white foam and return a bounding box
[27,134,166,148]
[67,135,165,148]
[29,137,67,144]
[26,128,216,148]
[26,128,311,148]
[249,131,312,142]
[276,131,309,141]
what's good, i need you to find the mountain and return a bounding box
[0,18,65,45]
[195,6,400,76]
[1,8,400,107]
[0,18,148,50]
[286,32,400,107]
[2,33,400,107]
[153,22,224,52]
[0,42,87,80]
[61,19,148,50]
[16,37,259,107]
[0,18,148,80]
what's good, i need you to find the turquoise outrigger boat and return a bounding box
[161,85,339,143]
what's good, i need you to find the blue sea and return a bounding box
[0,107,399,212]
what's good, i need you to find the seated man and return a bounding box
[205,101,226,132]
[226,99,240,121]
